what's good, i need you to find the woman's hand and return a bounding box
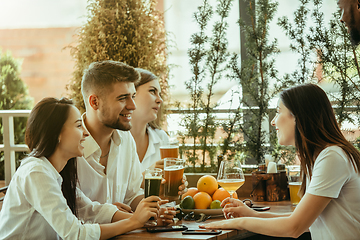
[156,206,176,226]
[129,196,161,226]
[178,175,188,195]
[221,197,258,219]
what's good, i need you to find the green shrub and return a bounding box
[67,0,169,123]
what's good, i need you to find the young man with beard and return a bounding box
[338,0,360,46]
[76,61,183,220]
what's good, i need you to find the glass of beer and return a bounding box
[164,158,185,199]
[160,139,179,159]
[217,159,245,198]
[288,168,301,205]
[144,168,163,198]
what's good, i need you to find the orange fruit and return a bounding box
[197,175,218,195]
[212,188,230,202]
[181,187,199,200]
[193,192,213,209]
[233,191,238,199]
[224,192,239,205]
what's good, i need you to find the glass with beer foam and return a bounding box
[160,139,179,159]
[164,158,185,199]
[144,168,163,198]
[288,167,301,205]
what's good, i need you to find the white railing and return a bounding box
[0,110,30,185]
[0,106,358,186]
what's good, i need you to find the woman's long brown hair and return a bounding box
[280,84,360,196]
[25,97,78,216]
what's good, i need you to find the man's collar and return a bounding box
[81,113,121,159]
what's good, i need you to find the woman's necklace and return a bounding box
[100,150,110,158]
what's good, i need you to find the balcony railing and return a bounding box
[0,106,358,186]
[0,110,30,185]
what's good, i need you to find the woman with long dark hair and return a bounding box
[200,84,360,239]
[0,97,163,239]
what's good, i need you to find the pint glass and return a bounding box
[160,140,179,159]
[144,168,163,198]
[288,167,301,205]
[164,158,185,198]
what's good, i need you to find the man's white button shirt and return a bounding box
[77,113,144,205]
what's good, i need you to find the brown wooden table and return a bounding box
[112,201,296,240]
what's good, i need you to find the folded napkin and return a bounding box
[267,162,277,173]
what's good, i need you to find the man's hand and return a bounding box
[154,159,164,169]
[178,175,188,195]
[159,174,188,197]
[113,202,133,213]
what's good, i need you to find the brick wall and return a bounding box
[0,27,78,105]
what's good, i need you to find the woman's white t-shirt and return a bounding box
[306,146,360,239]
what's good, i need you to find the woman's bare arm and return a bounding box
[201,193,331,238]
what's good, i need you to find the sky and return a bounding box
[0,0,88,29]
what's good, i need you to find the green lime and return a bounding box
[210,200,222,209]
[180,196,195,209]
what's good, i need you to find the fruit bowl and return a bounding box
[179,175,238,217]
[181,208,223,216]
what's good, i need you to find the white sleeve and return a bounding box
[21,169,101,240]
[76,188,118,224]
[307,149,351,198]
[123,139,144,205]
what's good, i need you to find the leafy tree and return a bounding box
[181,0,212,171]
[308,0,360,127]
[273,0,360,160]
[199,0,233,171]
[0,49,33,179]
[227,0,279,164]
[181,0,233,172]
[277,0,315,89]
[67,0,169,126]
[184,0,360,170]
[273,0,315,163]
[220,86,243,159]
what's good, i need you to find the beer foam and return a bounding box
[164,165,184,171]
[160,145,179,149]
[145,174,162,180]
[289,182,302,185]
[218,179,245,183]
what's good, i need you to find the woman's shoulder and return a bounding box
[18,156,44,170]
[150,127,169,142]
[317,145,349,163]
[16,156,55,177]
[321,145,345,154]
